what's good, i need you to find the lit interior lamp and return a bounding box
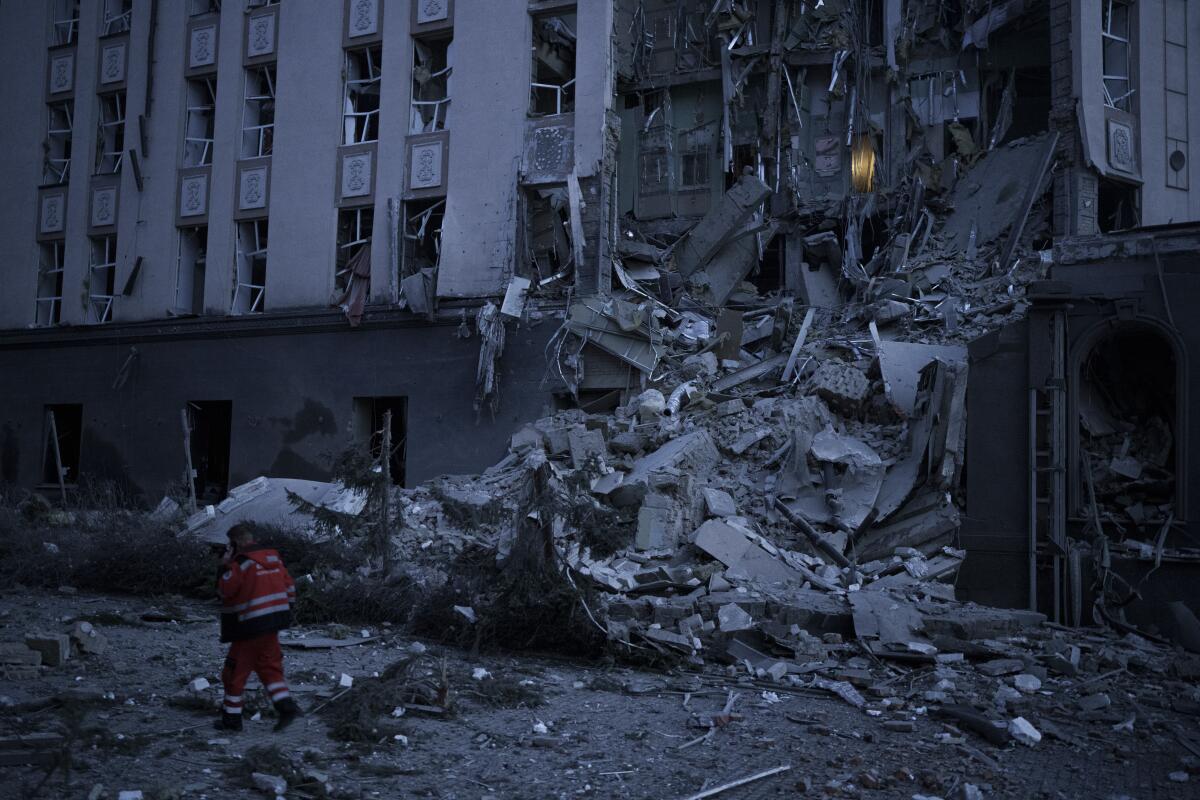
[851,135,876,193]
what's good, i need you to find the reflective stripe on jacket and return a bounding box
[218,546,296,642]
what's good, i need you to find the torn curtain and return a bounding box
[334,240,372,327]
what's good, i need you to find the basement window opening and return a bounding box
[400,198,444,278]
[95,91,125,175]
[233,219,268,314]
[187,400,232,505]
[51,0,80,46]
[102,0,132,36]
[183,77,217,167]
[1102,0,1134,112]
[241,64,276,159]
[45,101,74,185]
[343,45,382,145]
[88,234,117,324]
[530,11,576,117]
[411,36,452,134]
[42,404,83,487]
[175,226,208,316]
[1078,325,1178,531]
[335,207,374,295]
[353,396,407,487]
[36,241,66,327]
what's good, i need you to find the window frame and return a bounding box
[343,45,383,145]
[88,234,118,324]
[184,77,218,167]
[94,91,125,175]
[36,240,66,326]
[233,218,269,314]
[241,64,276,159]
[1102,0,1135,112]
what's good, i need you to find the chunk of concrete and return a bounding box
[568,426,608,469]
[510,426,544,453]
[636,493,680,551]
[1077,692,1111,712]
[0,643,42,666]
[24,634,70,667]
[609,430,647,455]
[877,340,967,415]
[702,488,737,518]
[921,605,1047,641]
[675,174,772,277]
[717,603,755,632]
[251,772,288,795]
[69,621,108,656]
[977,658,1025,677]
[611,430,719,506]
[690,519,752,566]
[1012,673,1042,693]
[1008,716,1041,746]
[726,544,806,586]
[635,389,666,422]
[808,361,871,414]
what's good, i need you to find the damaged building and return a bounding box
[0,0,1198,632]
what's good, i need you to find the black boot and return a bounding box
[273,697,302,732]
[214,711,243,732]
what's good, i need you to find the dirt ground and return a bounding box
[0,588,1195,800]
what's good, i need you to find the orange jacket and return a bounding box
[218,546,296,642]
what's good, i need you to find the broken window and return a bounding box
[411,36,452,134]
[678,126,713,189]
[530,11,576,117]
[233,219,268,314]
[183,77,217,167]
[94,91,125,175]
[175,226,207,315]
[1102,0,1134,112]
[50,0,80,46]
[102,0,132,35]
[241,65,275,159]
[87,234,117,324]
[343,45,382,145]
[353,397,407,487]
[42,404,83,486]
[35,241,65,327]
[523,186,572,280]
[400,198,444,278]
[1098,177,1139,232]
[44,101,73,184]
[190,0,221,15]
[335,207,373,295]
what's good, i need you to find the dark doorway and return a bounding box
[1077,326,1177,529]
[187,400,232,505]
[1098,178,1139,232]
[42,404,83,485]
[353,397,407,487]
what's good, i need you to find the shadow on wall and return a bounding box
[81,428,143,504]
[2,423,18,484]
[266,398,339,482]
